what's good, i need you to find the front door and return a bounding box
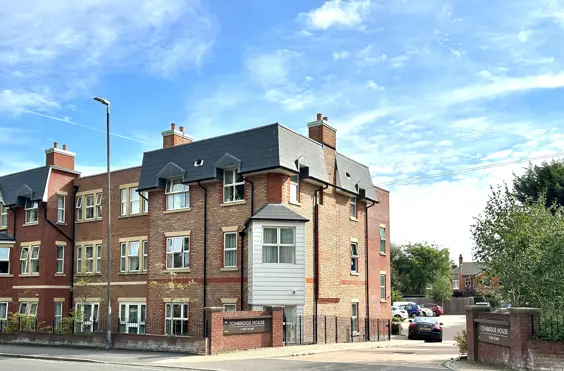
[75,303,99,333]
[284,306,297,344]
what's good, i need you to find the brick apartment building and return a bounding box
[0,113,390,337]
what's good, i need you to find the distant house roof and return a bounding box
[138,124,377,202]
[250,203,309,222]
[0,166,51,206]
[451,262,486,276]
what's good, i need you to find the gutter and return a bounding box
[197,182,208,311]
[239,177,254,310]
[40,202,72,241]
[10,208,16,241]
[70,184,79,312]
[364,200,376,340]
[313,184,328,343]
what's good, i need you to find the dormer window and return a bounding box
[223,169,244,203]
[25,200,38,224]
[0,204,7,229]
[165,179,190,210]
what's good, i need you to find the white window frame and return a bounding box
[54,301,63,329]
[166,236,190,269]
[290,174,299,203]
[350,197,357,219]
[351,302,359,332]
[0,302,7,321]
[465,276,473,288]
[76,196,83,220]
[380,274,387,300]
[19,301,38,316]
[142,240,148,272]
[76,192,102,221]
[165,302,189,336]
[121,186,148,216]
[223,304,237,312]
[120,241,144,273]
[20,245,39,274]
[0,204,8,229]
[95,193,102,218]
[57,195,65,223]
[76,244,102,274]
[351,242,359,273]
[75,302,99,332]
[223,232,237,268]
[142,191,148,213]
[119,302,146,334]
[85,195,95,220]
[129,187,140,215]
[56,245,64,274]
[0,247,9,274]
[262,227,295,264]
[120,189,127,216]
[452,279,459,290]
[379,226,386,254]
[223,169,245,203]
[25,199,38,224]
[165,179,190,210]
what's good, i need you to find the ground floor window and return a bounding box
[0,302,7,321]
[18,301,38,316]
[351,302,359,332]
[119,302,146,334]
[283,306,297,344]
[54,302,63,330]
[165,303,189,336]
[75,303,99,333]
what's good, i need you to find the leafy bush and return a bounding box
[454,330,468,355]
[391,322,403,335]
[392,316,402,323]
[391,289,403,303]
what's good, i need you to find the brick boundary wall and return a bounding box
[466,305,564,370]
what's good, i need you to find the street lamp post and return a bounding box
[94,96,111,350]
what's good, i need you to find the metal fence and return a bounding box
[536,314,564,342]
[283,315,390,346]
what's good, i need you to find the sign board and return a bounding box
[477,323,510,347]
[223,317,271,335]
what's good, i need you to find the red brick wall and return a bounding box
[308,125,336,149]
[46,152,75,170]
[527,340,564,370]
[266,173,285,203]
[163,134,192,149]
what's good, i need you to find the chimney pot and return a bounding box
[171,123,176,131]
[179,126,184,133]
[63,144,68,151]
[322,116,328,121]
[459,254,463,265]
[316,113,322,121]
[54,142,58,149]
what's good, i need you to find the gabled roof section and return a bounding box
[335,153,377,202]
[460,262,486,276]
[251,203,309,222]
[156,162,186,180]
[215,153,241,171]
[0,166,51,206]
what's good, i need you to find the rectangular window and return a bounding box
[56,245,64,274]
[142,191,149,213]
[120,243,126,272]
[0,204,8,229]
[380,274,387,300]
[25,199,38,224]
[0,302,7,321]
[165,303,189,336]
[130,187,140,215]
[85,195,94,220]
[121,189,127,216]
[166,236,190,269]
[224,232,237,268]
[350,197,357,218]
[223,304,237,312]
[142,241,148,272]
[128,241,140,272]
[351,302,359,332]
[223,169,245,203]
[262,227,295,264]
[121,186,148,215]
[76,244,102,274]
[54,302,63,329]
[351,242,359,273]
[379,226,386,254]
[75,303,99,333]
[76,196,83,221]
[19,301,37,316]
[121,240,147,273]
[20,246,39,274]
[465,277,473,288]
[0,247,9,274]
[452,279,459,290]
[20,247,29,274]
[290,174,299,203]
[57,195,65,223]
[119,303,146,334]
[165,179,190,210]
[95,193,102,218]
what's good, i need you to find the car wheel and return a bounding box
[411,313,417,318]
[437,338,443,343]
[408,335,414,340]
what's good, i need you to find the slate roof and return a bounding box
[0,232,15,242]
[451,262,485,276]
[138,123,377,202]
[0,166,51,206]
[250,203,309,222]
[335,153,377,201]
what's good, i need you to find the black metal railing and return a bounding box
[536,314,564,342]
[282,315,391,346]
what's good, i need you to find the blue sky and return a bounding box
[2,0,564,260]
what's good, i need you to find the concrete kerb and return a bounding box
[444,356,462,370]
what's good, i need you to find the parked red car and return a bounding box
[425,303,444,316]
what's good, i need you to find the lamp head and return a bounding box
[93,97,110,106]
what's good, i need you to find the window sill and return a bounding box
[379,252,387,256]
[56,222,67,226]
[163,208,191,214]
[380,299,387,303]
[349,216,358,222]
[220,267,238,272]
[220,200,246,207]
[55,274,66,277]
[0,274,14,277]
[22,222,39,227]
[164,268,191,273]
[0,227,7,230]
[76,219,102,224]
[352,331,361,336]
[19,273,40,277]
[289,200,301,206]
[75,273,102,277]
[350,272,360,276]
[119,213,148,219]
[118,272,147,276]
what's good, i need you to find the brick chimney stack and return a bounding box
[307,113,337,149]
[45,142,75,170]
[162,122,193,149]
[459,254,463,266]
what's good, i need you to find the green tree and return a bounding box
[425,276,452,303]
[513,160,564,208]
[471,183,564,310]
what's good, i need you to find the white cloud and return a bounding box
[245,49,300,86]
[333,51,351,60]
[299,0,373,30]
[518,30,533,43]
[0,90,59,113]
[366,80,383,90]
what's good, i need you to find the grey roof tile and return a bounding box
[335,153,378,201]
[0,232,15,242]
[0,166,50,206]
[251,203,309,222]
[460,262,485,276]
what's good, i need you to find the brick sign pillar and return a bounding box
[204,306,225,355]
[466,304,492,362]
[268,306,284,347]
[508,307,540,370]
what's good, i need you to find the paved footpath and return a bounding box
[445,358,506,371]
